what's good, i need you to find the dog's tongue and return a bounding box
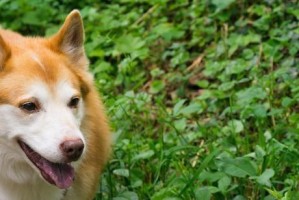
[37,159,74,189]
[18,141,75,189]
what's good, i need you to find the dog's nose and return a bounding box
[60,139,84,162]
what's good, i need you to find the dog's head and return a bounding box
[0,10,90,189]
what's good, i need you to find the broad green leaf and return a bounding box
[227,120,244,133]
[256,169,275,187]
[203,61,226,77]
[133,150,155,161]
[252,104,268,118]
[115,35,146,54]
[236,87,267,106]
[211,0,236,12]
[152,187,177,200]
[174,118,187,131]
[287,7,299,19]
[219,81,235,91]
[218,176,231,193]
[233,195,247,200]
[195,188,211,200]
[255,145,266,161]
[264,130,272,142]
[113,169,130,177]
[113,191,139,200]
[150,80,165,94]
[199,171,226,183]
[281,97,294,108]
[197,80,210,88]
[222,157,257,178]
[179,102,203,116]
[195,186,219,200]
[173,99,186,116]
[225,60,248,75]
[153,23,184,41]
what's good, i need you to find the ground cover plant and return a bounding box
[1,0,299,199]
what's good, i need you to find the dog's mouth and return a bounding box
[18,140,74,189]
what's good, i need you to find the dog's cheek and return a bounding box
[75,100,84,126]
[0,105,26,139]
[0,105,18,137]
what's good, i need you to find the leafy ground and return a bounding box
[1,0,299,199]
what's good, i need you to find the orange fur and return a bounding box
[0,10,111,200]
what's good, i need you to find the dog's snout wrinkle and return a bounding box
[60,139,84,162]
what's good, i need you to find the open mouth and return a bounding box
[18,140,75,189]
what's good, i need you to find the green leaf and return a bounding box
[197,80,210,88]
[174,118,187,131]
[173,99,186,116]
[199,171,226,183]
[236,87,267,106]
[179,102,203,116]
[153,23,184,41]
[195,186,219,200]
[113,169,130,177]
[219,81,235,91]
[287,7,299,19]
[218,176,231,193]
[252,104,268,118]
[115,35,146,54]
[222,157,257,178]
[233,195,247,200]
[211,0,236,12]
[203,61,226,77]
[150,80,165,94]
[225,60,248,75]
[281,97,294,108]
[133,150,155,161]
[227,120,244,133]
[152,187,177,200]
[255,145,266,161]
[256,169,275,187]
[113,191,139,200]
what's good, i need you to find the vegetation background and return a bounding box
[1,0,299,199]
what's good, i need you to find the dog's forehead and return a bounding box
[12,46,67,76]
[15,44,79,80]
[0,47,81,104]
[29,52,46,71]
[20,80,79,103]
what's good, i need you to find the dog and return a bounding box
[0,10,111,200]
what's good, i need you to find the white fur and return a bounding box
[0,80,85,200]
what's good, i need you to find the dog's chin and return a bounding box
[17,140,75,189]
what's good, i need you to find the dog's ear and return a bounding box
[51,10,86,64]
[0,34,10,69]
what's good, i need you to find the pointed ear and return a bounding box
[0,35,10,69]
[51,10,85,62]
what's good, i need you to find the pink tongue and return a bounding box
[18,140,75,189]
[37,159,75,189]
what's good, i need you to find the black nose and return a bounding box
[60,139,84,162]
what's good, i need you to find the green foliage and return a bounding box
[1,0,299,199]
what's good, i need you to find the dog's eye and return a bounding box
[19,102,39,113]
[68,97,80,108]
